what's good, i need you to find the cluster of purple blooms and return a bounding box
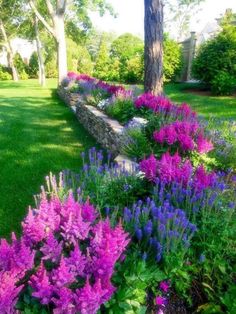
[123,197,197,262]
[153,121,214,154]
[66,71,126,97]
[134,93,197,121]
[140,152,216,191]
[0,192,129,313]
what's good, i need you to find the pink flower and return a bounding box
[159,280,170,293]
[140,154,158,182]
[155,295,166,306]
[30,262,54,305]
[197,133,214,154]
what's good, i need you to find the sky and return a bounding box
[91,0,236,39]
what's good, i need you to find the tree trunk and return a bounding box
[54,14,67,84]
[0,19,19,81]
[34,16,46,86]
[144,0,164,95]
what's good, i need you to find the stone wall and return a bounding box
[58,86,80,107]
[76,102,124,156]
[58,87,124,156]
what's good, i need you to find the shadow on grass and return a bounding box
[0,89,99,238]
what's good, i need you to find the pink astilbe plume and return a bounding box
[194,165,216,191]
[65,244,87,277]
[75,278,115,314]
[51,257,75,288]
[60,193,91,245]
[0,271,23,314]
[0,233,35,279]
[0,187,130,312]
[52,287,76,314]
[22,196,61,246]
[40,232,63,263]
[197,133,214,154]
[30,262,54,305]
[140,154,158,182]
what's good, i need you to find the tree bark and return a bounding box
[144,0,164,95]
[34,16,46,86]
[54,13,67,84]
[0,19,19,81]
[29,0,68,85]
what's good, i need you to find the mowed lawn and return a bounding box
[165,83,236,120]
[0,79,98,238]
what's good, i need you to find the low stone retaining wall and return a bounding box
[58,87,124,156]
[58,87,80,107]
[75,102,124,156]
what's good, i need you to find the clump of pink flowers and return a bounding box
[155,280,171,314]
[153,121,214,154]
[140,152,216,191]
[135,93,197,121]
[0,192,129,313]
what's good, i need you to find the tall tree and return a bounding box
[144,0,164,95]
[34,16,46,86]
[28,0,113,84]
[0,0,20,81]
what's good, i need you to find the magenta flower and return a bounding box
[52,287,76,314]
[75,279,113,314]
[155,295,166,306]
[65,244,87,277]
[140,154,158,182]
[197,133,214,154]
[40,232,63,263]
[159,280,170,293]
[30,262,54,305]
[51,257,75,288]
[0,271,23,313]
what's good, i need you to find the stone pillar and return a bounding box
[186,31,197,81]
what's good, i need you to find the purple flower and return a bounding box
[30,262,54,305]
[41,232,62,263]
[140,154,158,182]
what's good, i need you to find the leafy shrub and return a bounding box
[192,25,236,95]
[163,34,183,82]
[211,71,236,95]
[45,58,58,78]
[105,97,136,124]
[0,66,12,80]
[122,125,152,160]
[14,52,29,79]
[28,52,39,78]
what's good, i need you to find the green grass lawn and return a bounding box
[0,79,98,238]
[165,83,236,120]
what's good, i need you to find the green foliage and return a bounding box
[0,66,12,80]
[106,256,165,313]
[67,38,93,74]
[93,38,110,80]
[163,34,183,82]
[28,52,39,78]
[105,99,136,124]
[122,127,152,160]
[14,52,29,79]
[211,71,236,96]
[192,25,236,95]
[110,33,144,83]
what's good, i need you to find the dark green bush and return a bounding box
[192,25,236,95]
[28,52,39,78]
[0,65,12,80]
[163,34,183,82]
[14,53,29,79]
[211,71,236,95]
